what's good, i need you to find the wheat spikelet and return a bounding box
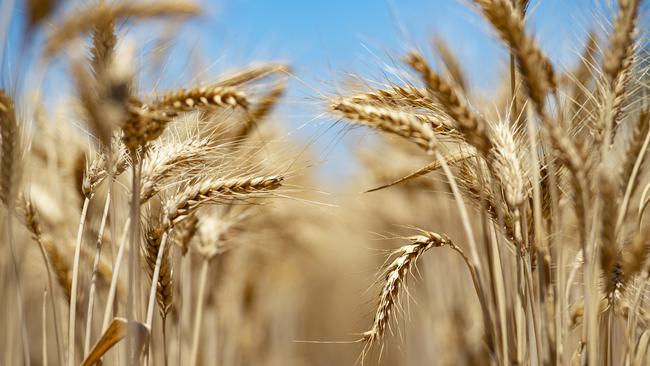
[0,91,20,205]
[362,230,453,349]
[603,0,641,86]
[73,60,128,147]
[599,174,620,294]
[122,99,173,154]
[163,175,284,229]
[82,150,128,199]
[45,238,73,300]
[602,0,641,133]
[405,51,492,154]
[331,99,438,152]
[620,229,650,287]
[151,86,249,115]
[90,9,116,79]
[140,138,211,203]
[569,32,598,130]
[620,108,650,193]
[143,226,173,320]
[573,32,598,90]
[349,85,436,110]
[489,119,527,208]
[20,197,72,298]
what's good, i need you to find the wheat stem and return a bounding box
[42,289,48,366]
[101,218,131,332]
[6,214,31,366]
[68,196,90,366]
[127,159,142,363]
[189,258,210,366]
[145,231,169,328]
[83,193,111,356]
[434,150,496,358]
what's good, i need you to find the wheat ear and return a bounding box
[362,231,478,353]
[150,86,249,114]
[163,175,284,229]
[1,90,31,366]
[405,51,493,154]
[331,99,438,152]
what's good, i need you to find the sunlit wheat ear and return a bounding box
[600,173,620,295]
[140,138,212,203]
[488,119,528,210]
[603,0,641,88]
[82,149,129,199]
[349,85,436,110]
[361,230,467,353]
[602,0,642,133]
[143,225,174,320]
[619,107,650,196]
[43,1,200,58]
[89,4,116,79]
[150,86,249,115]
[162,175,284,230]
[330,99,438,152]
[73,56,130,147]
[620,229,650,288]
[473,0,556,113]
[0,91,20,205]
[405,51,492,154]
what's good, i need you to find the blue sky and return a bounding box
[2,0,625,184]
[201,0,606,183]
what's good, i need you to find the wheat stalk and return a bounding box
[1,90,31,366]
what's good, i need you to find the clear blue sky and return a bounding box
[2,0,627,184]
[199,0,609,183]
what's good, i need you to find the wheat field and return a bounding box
[0,0,649,365]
